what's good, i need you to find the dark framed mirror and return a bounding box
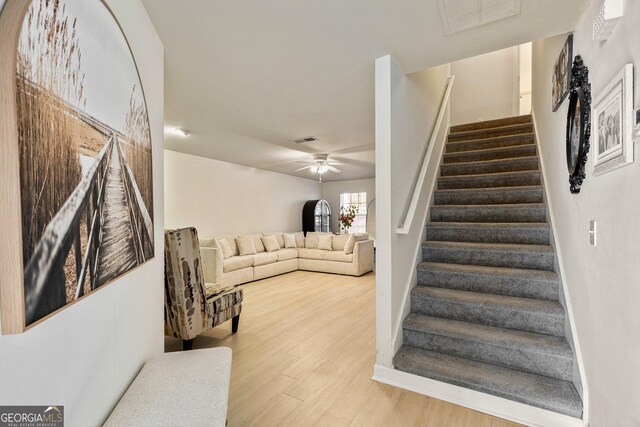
[565,55,591,194]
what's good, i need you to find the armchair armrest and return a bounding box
[353,239,374,276]
[200,246,223,285]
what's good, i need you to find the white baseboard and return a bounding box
[372,364,584,427]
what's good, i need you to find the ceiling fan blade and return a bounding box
[295,160,316,164]
[295,165,315,171]
[326,165,341,173]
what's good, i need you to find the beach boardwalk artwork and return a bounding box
[16,0,154,326]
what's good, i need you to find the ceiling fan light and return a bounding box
[318,164,329,174]
[310,165,319,173]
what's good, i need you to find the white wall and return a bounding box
[164,150,321,237]
[375,55,450,366]
[0,1,164,426]
[321,178,375,233]
[451,46,518,125]
[532,2,640,424]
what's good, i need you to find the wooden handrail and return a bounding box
[396,75,454,235]
[24,136,115,323]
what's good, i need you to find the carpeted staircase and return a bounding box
[393,115,583,418]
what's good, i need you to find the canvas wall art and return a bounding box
[593,63,634,175]
[552,34,573,112]
[6,0,154,327]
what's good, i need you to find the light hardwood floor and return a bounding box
[165,270,522,427]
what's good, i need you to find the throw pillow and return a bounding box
[236,237,257,256]
[217,238,233,259]
[305,232,320,249]
[344,233,368,254]
[318,234,333,251]
[283,233,297,248]
[261,235,280,252]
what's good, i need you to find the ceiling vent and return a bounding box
[437,0,522,35]
[294,136,319,144]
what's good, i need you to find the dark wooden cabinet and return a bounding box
[302,200,331,234]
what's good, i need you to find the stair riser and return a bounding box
[416,268,559,300]
[393,348,582,417]
[446,135,534,154]
[410,296,565,336]
[438,173,540,190]
[448,125,533,142]
[430,207,546,223]
[426,226,550,245]
[422,245,555,270]
[451,116,532,133]
[403,329,573,381]
[434,188,543,205]
[443,145,536,164]
[440,158,538,176]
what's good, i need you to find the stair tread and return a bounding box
[427,222,549,231]
[449,123,533,139]
[404,314,572,358]
[417,262,558,281]
[431,203,545,210]
[411,287,564,315]
[441,155,539,168]
[393,346,582,418]
[435,185,542,194]
[443,144,536,160]
[447,132,534,148]
[439,170,539,181]
[424,240,553,253]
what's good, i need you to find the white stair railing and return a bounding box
[396,75,455,234]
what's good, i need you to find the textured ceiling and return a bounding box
[143,0,587,181]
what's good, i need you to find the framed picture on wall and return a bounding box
[0,0,155,333]
[552,34,573,112]
[593,63,634,175]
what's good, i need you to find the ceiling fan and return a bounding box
[295,154,341,182]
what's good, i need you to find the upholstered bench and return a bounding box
[104,348,232,427]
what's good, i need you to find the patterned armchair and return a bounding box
[164,227,243,350]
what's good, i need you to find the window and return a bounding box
[339,192,367,234]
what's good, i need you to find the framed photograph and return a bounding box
[552,34,573,112]
[0,0,154,332]
[593,63,634,175]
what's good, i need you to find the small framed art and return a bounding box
[552,34,573,112]
[593,63,634,175]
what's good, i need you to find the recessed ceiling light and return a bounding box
[165,127,190,137]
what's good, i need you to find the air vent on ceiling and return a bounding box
[294,136,319,144]
[437,0,522,35]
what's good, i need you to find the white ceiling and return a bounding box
[142,0,587,182]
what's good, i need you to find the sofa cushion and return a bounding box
[252,252,278,267]
[284,233,297,248]
[236,237,257,256]
[324,251,354,263]
[240,234,265,253]
[217,239,233,259]
[262,232,284,248]
[199,238,217,248]
[275,248,297,262]
[294,232,305,248]
[223,255,254,273]
[318,234,332,251]
[344,233,369,254]
[332,234,350,251]
[297,248,325,260]
[305,232,320,249]
[261,235,280,252]
[215,235,239,256]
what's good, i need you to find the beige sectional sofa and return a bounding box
[199,231,374,287]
